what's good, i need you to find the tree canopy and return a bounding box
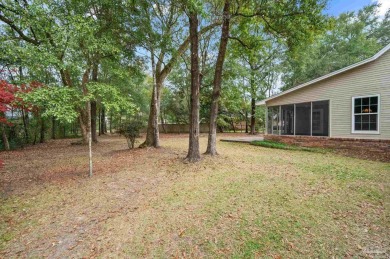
[0,0,388,158]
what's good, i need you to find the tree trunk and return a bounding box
[250,71,256,135]
[91,64,98,142]
[103,109,107,134]
[51,116,56,139]
[62,124,66,138]
[101,106,106,134]
[1,124,10,150]
[245,111,249,133]
[231,116,236,133]
[91,101,98,142]
[20,109,29,143]
[160,112,167,134]
[40,116,45,143]
[98,107,101,136]
[205,0,230,156]
[140,49,161,148]
[186,10,201,162]
[33,121,38,145]
[250,97,256,135]
[79,110,89,144]
[109,112,112,133]
[79,67,91,144]
[87,101,93,177]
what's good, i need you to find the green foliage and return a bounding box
[87,82,136,114]
[119,120,145,149]
[20,87,82,123]
[282,4,389,89]
[2,0,387,149]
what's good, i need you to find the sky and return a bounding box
[325,0,390,16]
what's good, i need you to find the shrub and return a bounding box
[119,120,145,149]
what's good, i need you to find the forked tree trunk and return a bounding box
[205,0,230,156]
[1,124,10,150]
[140,22,222,148]
[140,50,161,148]
[186,10,201,162]
[142,79,162,147]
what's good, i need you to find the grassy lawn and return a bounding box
[251,140,329,153]
[0,134,389,258]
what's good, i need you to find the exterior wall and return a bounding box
[266,50,390,140]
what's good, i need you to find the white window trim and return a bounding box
[351,94,380,134]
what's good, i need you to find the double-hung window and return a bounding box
[352,95,380,134]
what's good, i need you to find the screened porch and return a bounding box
[267,100,329,137]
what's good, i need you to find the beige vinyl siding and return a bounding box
[266,50,390,140]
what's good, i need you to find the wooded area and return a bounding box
[0,0,389,161]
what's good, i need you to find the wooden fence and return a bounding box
[159,123,210,134]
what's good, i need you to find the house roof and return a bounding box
[256,43,390,106]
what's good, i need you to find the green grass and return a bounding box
[0,135,389,258]
[251,140,329,153]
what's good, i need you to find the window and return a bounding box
[352,95,379,134]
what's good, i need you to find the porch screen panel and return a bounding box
[312,100,329,136]
[295,102,311,135]
[267,106,280,135]
[281,105,294,135]
[267,108,272,134]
